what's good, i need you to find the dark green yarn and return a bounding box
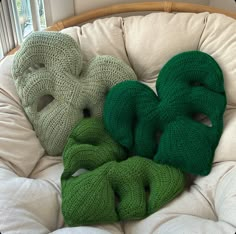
[61,118,185,226]
[104,51,226,175]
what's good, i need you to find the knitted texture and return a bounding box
[11,31,137,155]
[104,51,226,175]
[61,118,185,226]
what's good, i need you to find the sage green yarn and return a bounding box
[61,118,185,226]
[104,51,226,175]
[12,31,137,155]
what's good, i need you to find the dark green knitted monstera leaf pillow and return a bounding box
[61,118,185,226]
[12,31,137,155]
[104,51,226,176]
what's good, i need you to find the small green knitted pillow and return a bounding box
[61,118,185,226]
[12,31,137,155]
[104,51,226,175]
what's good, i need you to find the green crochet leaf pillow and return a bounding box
[104,51,226,176]
[12,31,137,155]
[61,118,185,226]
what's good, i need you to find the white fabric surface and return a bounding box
[0,12,236,233]
[125,161,236,234]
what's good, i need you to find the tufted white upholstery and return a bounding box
[0,12,236,233]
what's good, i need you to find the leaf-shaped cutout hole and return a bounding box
[25,63,45,75]
[37,94,54,112]
[190,81,204,87]
[145,185,150,201]
[156,130,163,144]
[192,113,212,127]
[72,168,89,177]
[83,108,91,118]
[114,191,120,208]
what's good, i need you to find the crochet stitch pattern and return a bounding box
[104,51,226,175]
[12,32,137,155]
[61,118,185,226]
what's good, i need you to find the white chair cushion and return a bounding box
[0,11,236,234]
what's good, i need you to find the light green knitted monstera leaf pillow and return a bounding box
[12,32,137,155]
